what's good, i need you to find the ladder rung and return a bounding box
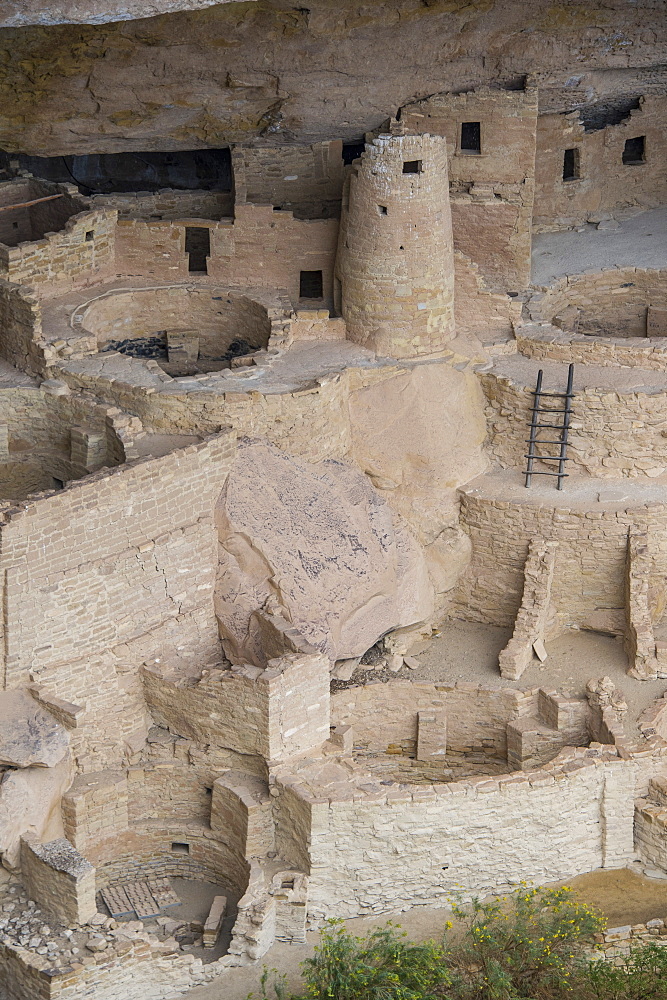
[534,391,576,398]
[529,407,568,413]
[525,439,567,445]
[531,423,566,429]
[523,454,571,461]
[526,471,570,478]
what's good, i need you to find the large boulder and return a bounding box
[0,692,69,768]
[215,440,433,665]
[0,756,74,869]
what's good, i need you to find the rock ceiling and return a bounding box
[0,0,665,155]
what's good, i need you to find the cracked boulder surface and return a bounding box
[214,439,434,664]
[0,692,69,769]
[0,0,666,154]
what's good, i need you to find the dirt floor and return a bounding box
[351,618,666,739]
[531,207,667,285]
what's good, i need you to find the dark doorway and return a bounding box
[460,122,482,154]
[185,227,210,273]
[342,141,366,165]
[563,148,580,181]
[300,270,324,298]
[623,136,646,165]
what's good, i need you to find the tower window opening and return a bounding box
[171,842,190,854]
[342,141,366,165]
[402,160,422,174]
[623,136,645,165]
[299,270,323,299]
[460,122,481,154]
[185,226,210,273]
[563,148,580,181]
[378,205,388,215]
[85,230,94,241]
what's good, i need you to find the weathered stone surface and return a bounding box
[215,439,433,663]
[0,756,74,868]
[0,692,69,768]
[1,1,666,154]
[0,0,247,28]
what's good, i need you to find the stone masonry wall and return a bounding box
[235,142,344,219]
[0,203,117,296]
[527,267,667,338]
[515,322,667,372]
[299,753,637,918]
[91,189,233,221]
[398,84,537,288]
[55,362,353,463]
[0,432,236,763]
[331,681,536,760]
[534,95,667,229]
[337,133,455,358]
[20,836,96,926]
[114,207,338,310]
[483,370,667,479]
[0,279,43,372]
[143,651,330,764]
[454,488,667,635]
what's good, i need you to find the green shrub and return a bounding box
[444,884,605,999]
[297,920,451,1000]
[565,943,667,1000]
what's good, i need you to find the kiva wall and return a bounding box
[297,755,637,919]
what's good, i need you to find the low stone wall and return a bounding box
[142,652,330,764]
[526,267,667,339]
[91,189,233,221]
[20,837,96,926]
[483,369,667,479]
[331,680,536,760]
[454,486,667,635]
[283,749,637,919]
[55,359,354,462]
[516,322,667,371]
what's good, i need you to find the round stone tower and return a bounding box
[336,133,455,358]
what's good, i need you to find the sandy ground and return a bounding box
[360,618,666,739]
[531,207,667,286]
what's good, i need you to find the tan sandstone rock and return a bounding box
[214,439,433,664]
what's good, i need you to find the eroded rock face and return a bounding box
[0,756,74,868]
[349,363,488,605]
[0,0,244,28]
[0,692,69,768]
[214,440,433,664]
[0,0,666,154]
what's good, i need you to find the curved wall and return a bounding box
[337,133,455,358]
[80,286,272,360]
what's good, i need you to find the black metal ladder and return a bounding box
[524,363,575,491]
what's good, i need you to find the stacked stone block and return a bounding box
[336,133,455,358]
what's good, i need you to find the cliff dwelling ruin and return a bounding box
[0,1,666,997]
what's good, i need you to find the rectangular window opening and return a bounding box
[563,148,580,181]
[85,230,94,241]
[402,160,422,174]
[623,135,645,165]
[185,226,210,273]
[377,205,388,215]
[299,269,323,299]
[171,841,190,854]
[460,122,481,154]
